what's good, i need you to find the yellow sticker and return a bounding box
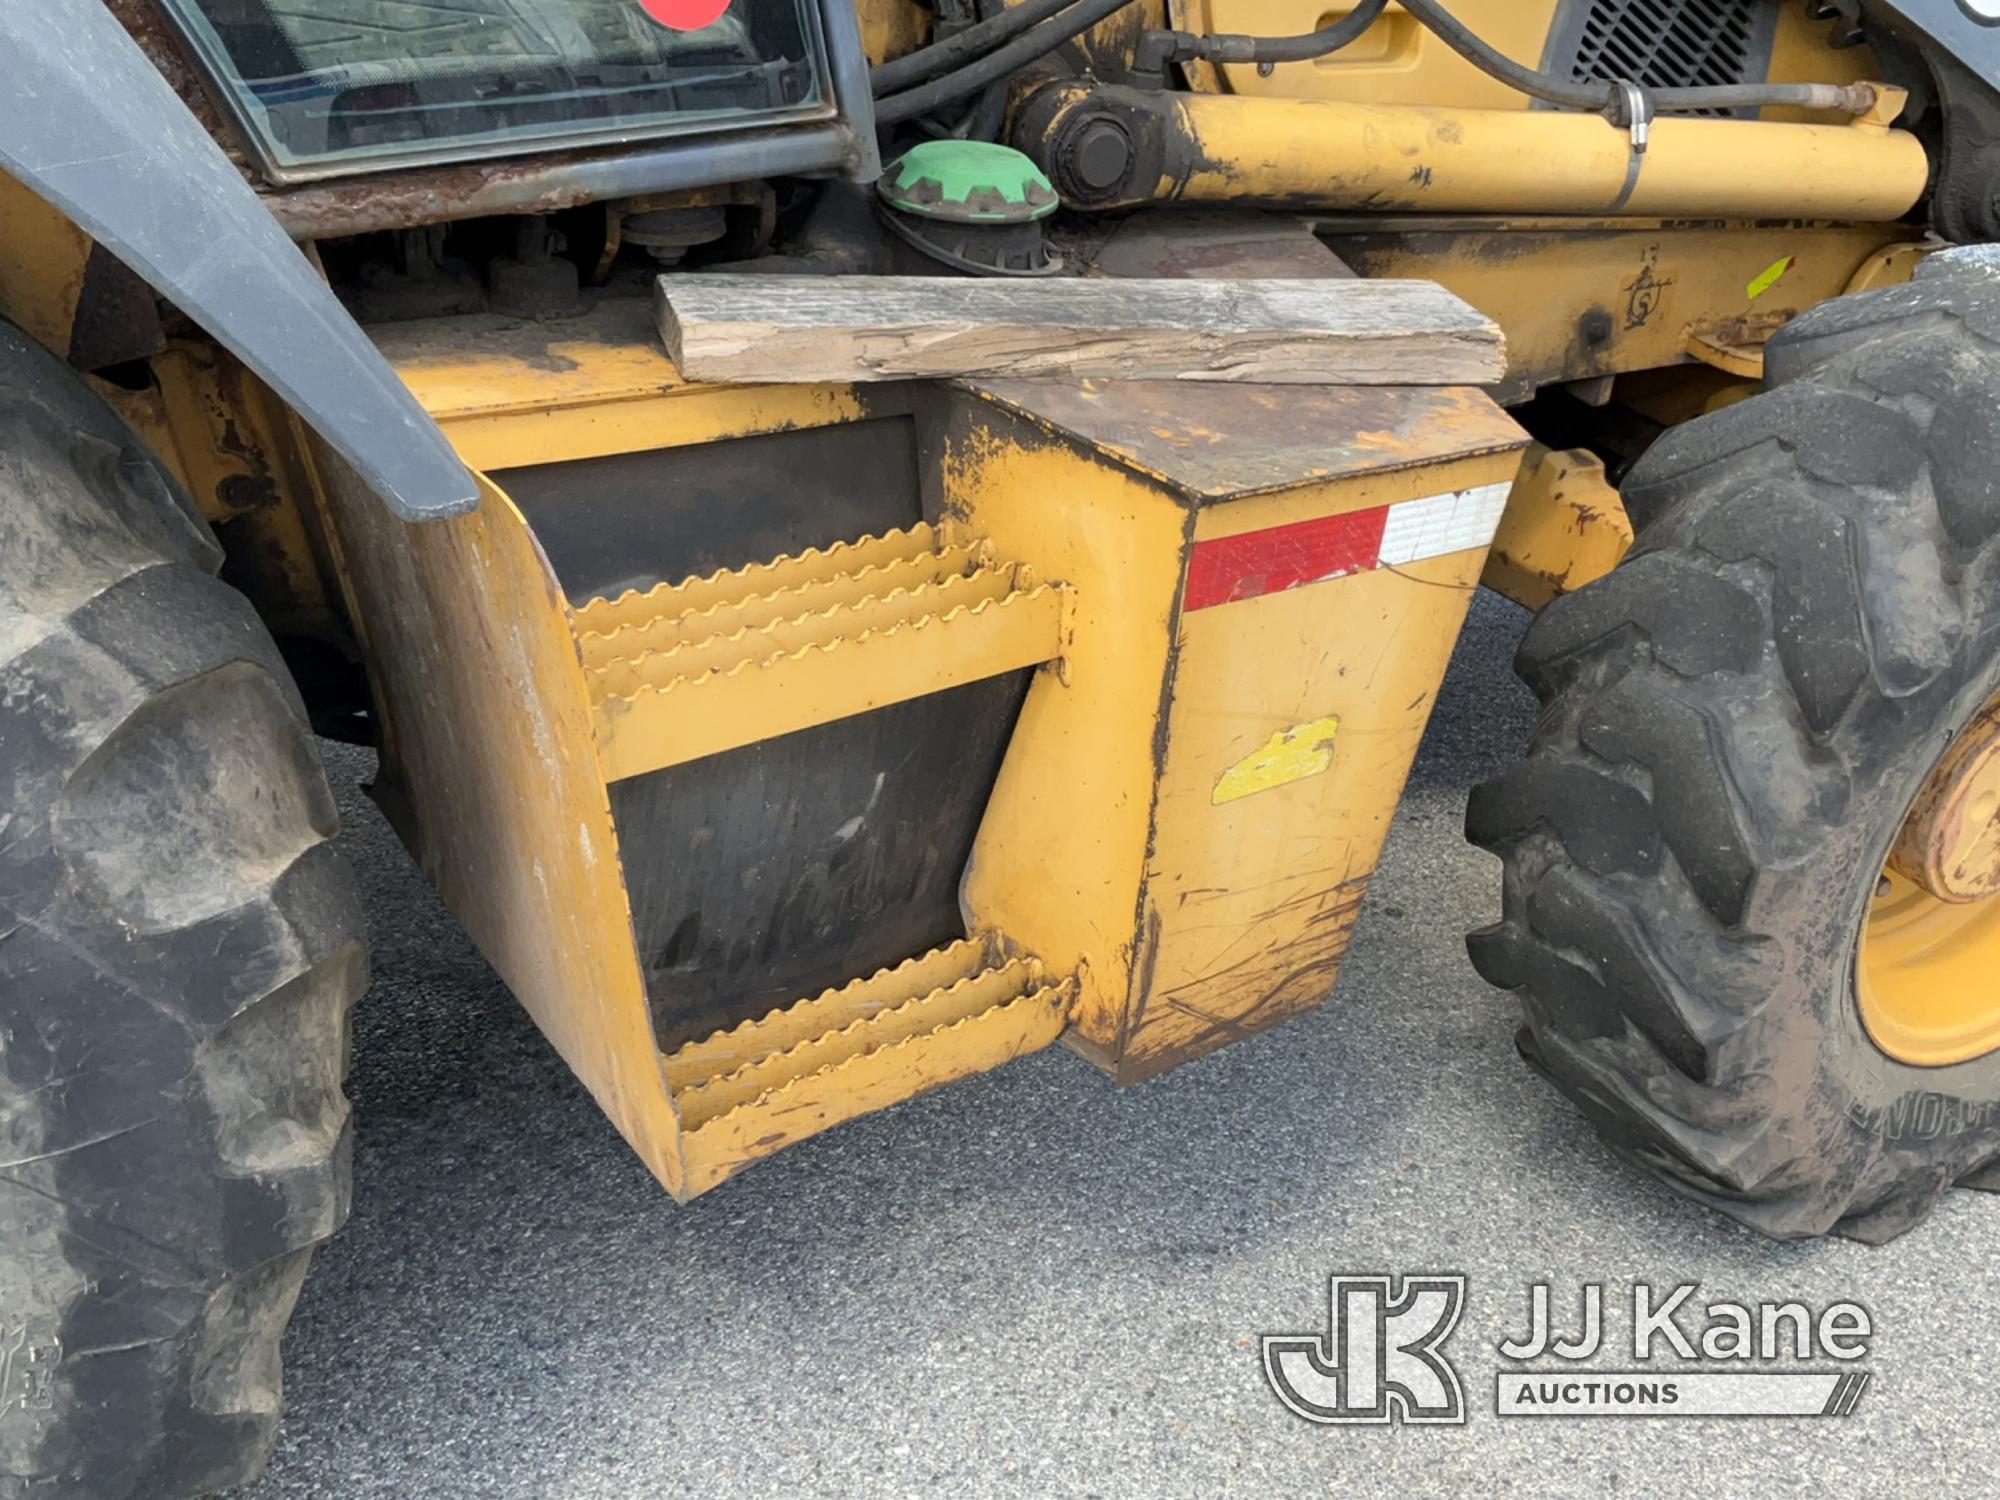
[1212,714,1342,806]
[1747,255,1795,301]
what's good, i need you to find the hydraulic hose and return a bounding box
[874,0,1139,124]
[870,0,1078,96]
[1149,0,1389,67]
[878,0,1879,135]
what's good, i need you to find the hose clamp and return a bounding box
[1613,80,1652,155]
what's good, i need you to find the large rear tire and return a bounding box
[0,325,365,1496]
[1468,249,2000,1243]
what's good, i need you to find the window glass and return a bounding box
[156,0,829,178]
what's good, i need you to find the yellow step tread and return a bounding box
[591,582,1067,782]
[680,980,1076,1197]
[577,543,986,673]
[588,567,1021,702]
[662,938,993,1090]
[674,957,1042,1129]
[575,523,942,637]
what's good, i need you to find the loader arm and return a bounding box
[0,2,476,521]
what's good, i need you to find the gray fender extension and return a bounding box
[0,2,478,521]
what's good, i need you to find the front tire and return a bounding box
[1468,250,2000,1243]
[0,325,365,1495]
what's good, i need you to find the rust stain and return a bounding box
[967,380,1522,502]
[265,159,602,240]
[107,0,245,166]
[1889,697,2000,902]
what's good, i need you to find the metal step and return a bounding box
[581,525,1068,783]
[575,522,959,643]
[575,527,989,672]
[663,939,1075,1195]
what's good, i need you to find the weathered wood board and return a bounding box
[656,274,1505,386]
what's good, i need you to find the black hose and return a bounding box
[1166,0,1390,66]
[874,0,1137,125]
[957,78,1011,140]
[875,0,1877,132]
[1239,0,1388,63]
[1394,0,1875,116]
[870,0,1079,96]
[1394,0,1602,109]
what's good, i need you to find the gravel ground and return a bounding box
[241,590,2000,1499]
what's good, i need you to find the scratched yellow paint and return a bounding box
[1747,255,1796,300]
[1129,537,1508,1083]
[1212,714,1342,804]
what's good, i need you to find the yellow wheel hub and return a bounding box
[1860,697,2000,1066]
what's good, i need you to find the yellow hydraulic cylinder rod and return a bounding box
[1017,82,1929,222]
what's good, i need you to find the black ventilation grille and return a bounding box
[1543,0,1780,115]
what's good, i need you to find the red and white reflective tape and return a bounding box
[1183,480,1512,612]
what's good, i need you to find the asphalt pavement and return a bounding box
[240,589,2000,1498]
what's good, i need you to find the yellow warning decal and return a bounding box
[1212,714,1342,805]
[1747,255,1796,301]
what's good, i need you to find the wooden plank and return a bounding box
[656,274,1505,386]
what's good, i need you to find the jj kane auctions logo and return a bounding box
[1263,1275,1874,1423]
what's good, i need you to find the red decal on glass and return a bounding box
[639,0,731,30]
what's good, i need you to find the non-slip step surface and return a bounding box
[663,937,993,1091]
[576,539,989,676]
[674,956,1041,1129]
[661,940,1075,1195]
[582,526,1068,783]
[588,566,1028,703]
[575,523,952,641]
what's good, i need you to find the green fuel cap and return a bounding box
[878,140,1059,224]
[876,141,1061,276]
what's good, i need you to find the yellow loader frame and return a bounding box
[0,0,1944,1200]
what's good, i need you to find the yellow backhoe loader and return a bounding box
[3,0,1999,1493]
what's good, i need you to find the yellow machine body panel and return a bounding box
[381,305,866,472]
[1482,443,1634,610]
[944,426,1189,1045]
[293,304,1527,1192]
[308,456,692,1192]
[1129,463,1506,1080]
[0,172,92,359]
[1328,219,1916,402]
[1174,0,1557,106]
[947,379,1524,1078]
